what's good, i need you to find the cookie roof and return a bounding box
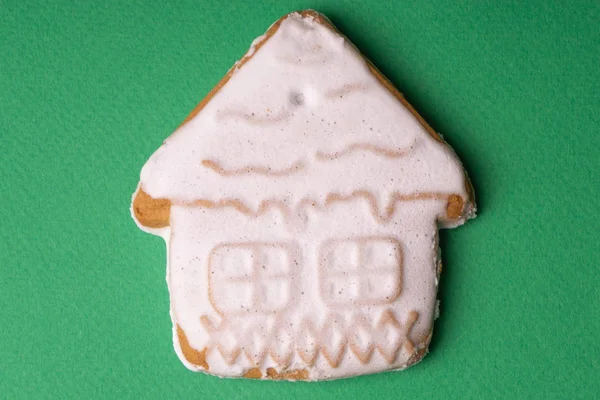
[135,11,474,227]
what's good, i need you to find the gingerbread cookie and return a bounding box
[131,10,476,380]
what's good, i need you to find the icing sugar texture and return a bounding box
[135,11,475,380]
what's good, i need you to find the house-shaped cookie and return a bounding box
[131,10,476,381]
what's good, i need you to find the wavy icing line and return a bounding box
[200,310,418,367]
[201,159,305,177]
[214,83,371,126]
[215,108,290,125]
[201,139,415,177]
[315,141,416,161]
[184,190,452,224]
[275,52,329,65]
[325,84,371,98]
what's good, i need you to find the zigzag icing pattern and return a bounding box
[200,310,418,367]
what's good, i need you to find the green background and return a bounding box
[1,0,598,398]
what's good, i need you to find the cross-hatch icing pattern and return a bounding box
[319,237,402,306]
[200,310,418,367]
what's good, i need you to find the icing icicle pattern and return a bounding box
[178,190,460,227]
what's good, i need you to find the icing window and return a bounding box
[319,237,402,306]
[208,243,293,315]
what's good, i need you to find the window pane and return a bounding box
[319,237,402,306]
[210,280,253,313]
[210,245,254,279]
[208,242,294,315]
[259,245,291,277]
[258,279,291,311]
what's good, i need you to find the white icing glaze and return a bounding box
[139,13,470,211]
[133,11,475,380]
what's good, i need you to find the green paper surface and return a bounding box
[1,1,598,398]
